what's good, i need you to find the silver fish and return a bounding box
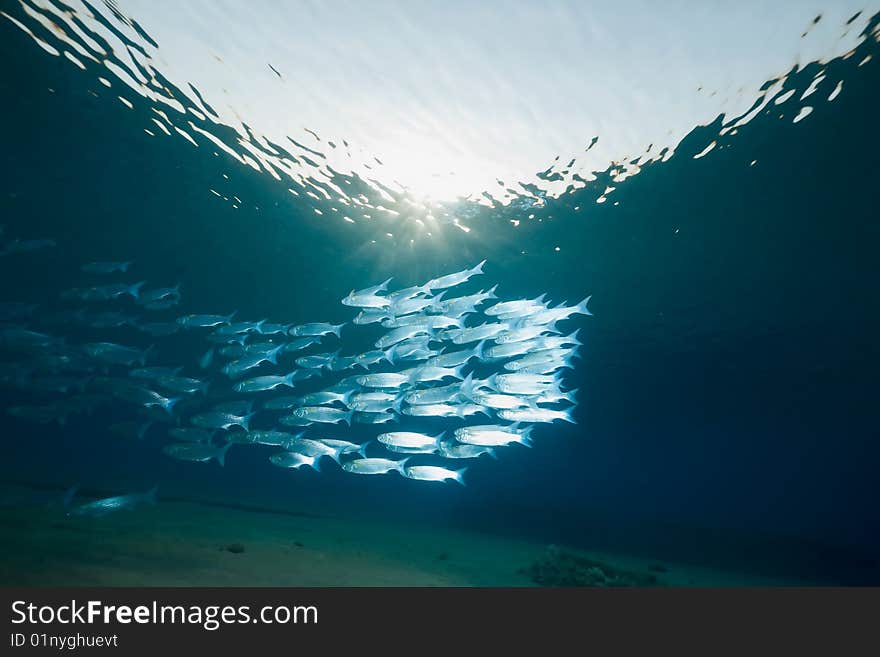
[402,465,466,485]
[340,457,407,475]
[422,260,485,290]
[450,323,507,344]
[190,411,253,431]
[286,406,353,425]
[355,373,411,389]
[484,295,547,316]
[288,322,344,338]
[67,485,157,517]
[177,312,236,328]
[269,451,320,470]
[233,372,299,393]
[83,342,153,366]
[375,326,432,349]
[163,442,232,466]
[377,431,443,449]
[453,424,532,446]
[437,441,497,460]
[498,407,575,423]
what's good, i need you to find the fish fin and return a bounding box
[472,340,487,362]
[141,344,157,366]
[62,484,80,508]
[268,344,283,364]
[216,443,232,467]
[162,396,181,416]
[137,421,153,440]
[129,281,146,298]
[145,484,159,504]
[577,295,593,316]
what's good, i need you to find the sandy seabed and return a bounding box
[0,483,836,587]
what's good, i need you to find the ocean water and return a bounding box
[0,2,878,586]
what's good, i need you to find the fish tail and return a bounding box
[128,281,146,298]
[357,441,371,458]
[137,421,153,440]
[392,395,405,414]
[562,407,577,424]
[333,323,345,337]
[310,456,322,473]
[383,348,395,365]
[577,295,593,316]
[567,329,582,346]
[215,443,232,467]
[455,468,468,486]
[62,483,80,508]
[486,284,499,299]
[120,262,131,272]
[144,484,159,504]
[487,449,499,460]
[162,396,181,416]
[344,410,354,426]
[458,372,475,401]
[474,340,489,362]
[472,259,487,275]
[268,344,283,364]
[140,344,157,366]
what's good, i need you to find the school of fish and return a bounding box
[1,230,590,509]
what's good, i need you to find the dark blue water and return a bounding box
[1,4,878,584]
